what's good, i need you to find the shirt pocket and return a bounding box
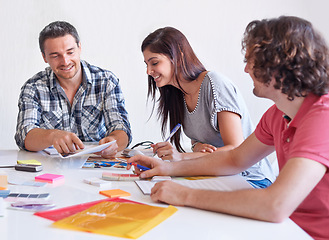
[81,102,105,137]
[40,109,63,129]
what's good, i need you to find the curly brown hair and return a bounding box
[242,16,329,100]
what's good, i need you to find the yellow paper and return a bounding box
[52,201,177,239]
[17,159,42,165]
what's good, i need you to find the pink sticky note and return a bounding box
[35,173,64,183]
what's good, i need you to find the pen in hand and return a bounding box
[153,123,182,158]
[164,123,181,142]
[129,162,150,171]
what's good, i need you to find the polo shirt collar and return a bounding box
[288,94,318,128]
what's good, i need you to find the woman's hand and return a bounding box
[127,155,172,178]
[152,142,183,161]
[193,142,217,153]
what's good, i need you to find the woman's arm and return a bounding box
[193,111,244,153]
[153,111,245,161]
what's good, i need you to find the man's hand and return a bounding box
[151,181,191,206]
[50,129,84,154]
[98,136,119,158]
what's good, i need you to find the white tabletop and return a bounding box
[0,150,311,240]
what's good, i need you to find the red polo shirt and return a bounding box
[255,94,329,240]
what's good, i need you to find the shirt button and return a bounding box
[286,138,290,143]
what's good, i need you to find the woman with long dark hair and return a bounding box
[142,27,275,187]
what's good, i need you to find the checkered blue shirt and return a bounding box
[15,60,132,149]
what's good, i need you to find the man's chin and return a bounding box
[56,71,78,81]
[252,89,263,98]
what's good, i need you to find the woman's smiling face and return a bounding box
[143,48,175,88]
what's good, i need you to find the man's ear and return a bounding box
[42,53,48,64]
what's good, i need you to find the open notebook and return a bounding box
[135,175,252,195]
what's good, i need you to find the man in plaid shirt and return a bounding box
[15,21,131,158]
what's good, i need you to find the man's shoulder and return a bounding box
[82,60,108,73]
[82,60,119,83]
[315,93,329,106]
[263,104,281,117]
[258,104,283,127]
[23,67,52,88]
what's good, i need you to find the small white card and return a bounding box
[83,177,112,187]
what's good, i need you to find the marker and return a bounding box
[164,123,181,142]
[129,163,150,171]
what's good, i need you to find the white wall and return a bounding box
[1,0,329,150]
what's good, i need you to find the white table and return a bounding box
[0,150,311,240]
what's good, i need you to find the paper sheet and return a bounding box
[0,197,5,217]
[43,141,116,158]
[135,175,252,195]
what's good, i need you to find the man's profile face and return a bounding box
[42,34,82,84]
[244,57,272,99]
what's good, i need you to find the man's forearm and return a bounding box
[179,152,208,161]
[24,128,56,151]
[107,130,129,151]
[183,187,283,222]
[169,149,245,177]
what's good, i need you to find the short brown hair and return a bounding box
[39,21,80,54]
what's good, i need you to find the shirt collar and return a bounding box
[45,67,57,90]
[47,60,91,90]
[288,94,319,128]
[81,60,93,84]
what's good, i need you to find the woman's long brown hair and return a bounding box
[142,27,206,152]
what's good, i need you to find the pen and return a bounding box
[129,162,150,171]
[164,123,182,142]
